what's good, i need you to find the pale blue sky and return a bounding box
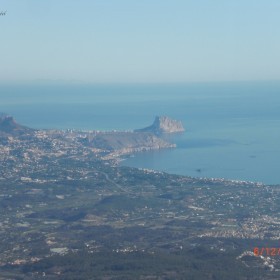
[1,0,280,83]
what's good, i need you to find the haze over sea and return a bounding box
[1,81,280,185]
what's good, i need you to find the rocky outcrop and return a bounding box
[83,116,184,156]
[135,116,185,135]
[0,113,33,136]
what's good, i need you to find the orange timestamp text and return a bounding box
[254,247,280,256]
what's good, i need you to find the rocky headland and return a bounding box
[135,115,185,135]
[84,116,184,157]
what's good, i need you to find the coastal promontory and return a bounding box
[135,116,185,135]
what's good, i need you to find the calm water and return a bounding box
[1,82,280,184]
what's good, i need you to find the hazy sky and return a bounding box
[1,0,280,83]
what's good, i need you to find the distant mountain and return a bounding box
[135,116,185,135]
[0,113,33,136]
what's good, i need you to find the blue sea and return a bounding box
[1,81,280,185]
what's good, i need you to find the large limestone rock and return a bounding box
[135,116,185,135]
